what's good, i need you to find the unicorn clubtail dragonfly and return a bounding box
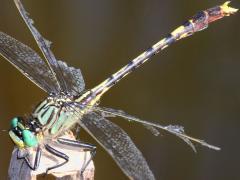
[0,0,237,179]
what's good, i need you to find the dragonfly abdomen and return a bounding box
[84,1,237,105]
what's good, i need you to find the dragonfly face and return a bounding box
[8,98,80,147]
[9,94,89,141]
[9,117,39,149]
[1,0,237,179]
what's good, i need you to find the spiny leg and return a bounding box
[17,146,42,170]
[75,125,82,140]
[44,144,69,174]
[57,138,96,175]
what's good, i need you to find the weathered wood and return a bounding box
[8,134,95,180]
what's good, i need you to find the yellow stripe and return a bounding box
[221,1,238,16]
[171,25,185,37]
[9,131,25,149]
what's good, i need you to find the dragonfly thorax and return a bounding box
[32,97,81,138]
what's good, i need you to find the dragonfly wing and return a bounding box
[57,60,85,97]
[95,106,220,151]
[0,31,59,94]
[14,0,85,95]
[80,111,155,180]
[14,0,69,93]
[96,106,160,136]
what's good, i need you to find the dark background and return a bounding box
[0,0,239,179]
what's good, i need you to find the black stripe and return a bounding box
[40,107,50,119]
[46,108,56,125]
[127,60,135,67]
[48,107,62,131]
[35,101,48,114]
[192,11,206,23]
[207,6,221,17]
[146,47,154,54]
[165,33,176,45]
[183,20,191,27]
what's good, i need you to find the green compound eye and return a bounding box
[22,129,38,147]
[10,117,25,130]
[10,117,19,128]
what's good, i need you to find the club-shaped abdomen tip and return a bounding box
[221,1,238,16]
[22,129,38,147]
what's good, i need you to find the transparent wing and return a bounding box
[57,60,85,96]
[95,107,221,152]
[14,0,69,93]
[0,32,85,96]
[97,107,160,136]
[13,0,85,95]
[80,112,155,180]
[0,31,59,94]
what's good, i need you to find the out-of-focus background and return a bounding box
[0,0,239,179]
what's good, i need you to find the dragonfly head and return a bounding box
[9,117,38,149]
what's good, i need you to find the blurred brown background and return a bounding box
[0,0,239,179]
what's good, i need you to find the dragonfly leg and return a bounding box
[57,138,96,175]
[17,146,42,170]
[44,144,69,174]
[75,125,81,139]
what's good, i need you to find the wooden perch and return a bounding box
[8,133,95,180]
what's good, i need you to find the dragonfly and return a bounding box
[0,0,237,179]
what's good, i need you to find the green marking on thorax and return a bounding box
[38,105,57,126]
[50,111,68,135]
